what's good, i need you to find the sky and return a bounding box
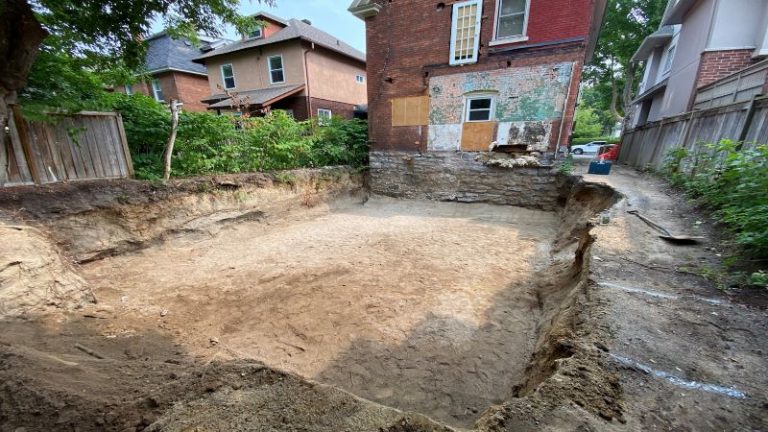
[154,0,367,53]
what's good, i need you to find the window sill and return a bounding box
[488,36,529,47]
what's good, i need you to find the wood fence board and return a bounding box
[3,108,133,187]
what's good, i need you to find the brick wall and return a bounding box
[171,72,211,112]
[310,97,358,120]
[114,72,209,112]
[696,49,756,89]
[364,0,597,153]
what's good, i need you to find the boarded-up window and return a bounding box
[391,96,430,127]
[450,0,482,65]
[461,121,497,151]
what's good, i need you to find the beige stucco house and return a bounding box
[194,12,367,120]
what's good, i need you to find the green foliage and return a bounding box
[583,0,667,119]
[559,154,574,175]
[663,140,768,257]
[571,136,621,146]
[104,95,369,179]
[573,107,603,138]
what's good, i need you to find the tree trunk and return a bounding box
[0,0,48,185]
[162,100,181,182]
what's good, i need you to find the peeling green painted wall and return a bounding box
[428,62,574,125]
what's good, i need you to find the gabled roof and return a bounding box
[631,26,676,63]
[144,33,228,76]
[249,11,289,26]
[194,18,365,64]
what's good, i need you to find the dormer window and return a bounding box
[249,27,263,39]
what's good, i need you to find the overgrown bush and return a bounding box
[663,140,768,258]
[105,94,369,179]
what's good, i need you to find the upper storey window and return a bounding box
[494,0,530,42]
[449,0,483,65]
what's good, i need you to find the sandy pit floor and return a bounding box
[79,197,558,427]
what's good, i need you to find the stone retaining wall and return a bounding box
[369,151,567,211]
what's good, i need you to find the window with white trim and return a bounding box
[221,64,236,89]
[356,74,365,84]
[449,0,483,65]
[495,0,530,40]
[124,84,133,95]
[317,109,332,124]
[465,96,494,122]
[151,80,164,102]
[269,55,285,84]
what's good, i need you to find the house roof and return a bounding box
[194,18,366,64]
[662,0,700,26]
[631,26,676,63]
[144,33,226,76]
[206,84,306,109]
[249,11,289,26]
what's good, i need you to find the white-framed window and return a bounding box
[464,96,494,122]
[494,0,530,41]
[268,55,285,84]
[249,27,263,39]
[663,43,676,73]
[356,74,365,84]
[221,64,236,89]
[124,84,133,95]
[449,0,483,66]
[151,79,164,102]
[317,109,332,124]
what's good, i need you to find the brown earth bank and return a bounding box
[1,165,764,431]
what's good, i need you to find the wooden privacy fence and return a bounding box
[2,106,134,187]
[619,96,768,171]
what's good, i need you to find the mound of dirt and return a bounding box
[0,224,94,316]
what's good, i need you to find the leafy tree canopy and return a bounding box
[573,106,603,138]
[583,0,667,120]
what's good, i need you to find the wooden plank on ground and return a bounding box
[461,121,497,152]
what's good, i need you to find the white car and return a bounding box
[570,141,607,155]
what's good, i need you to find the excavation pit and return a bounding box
[0,169,617,431]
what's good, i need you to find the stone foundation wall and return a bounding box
[369,151,567,211]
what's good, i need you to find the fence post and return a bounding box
[115,113,135,177]
[11,105,42,184]
[736,96,758,148]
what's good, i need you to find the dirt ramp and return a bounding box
[0,224,94,316]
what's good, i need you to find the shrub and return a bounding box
[663,140,768,258]
[107,95,369,179]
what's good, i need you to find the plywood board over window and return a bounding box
[391,96,429,127]
[461,122,497,151]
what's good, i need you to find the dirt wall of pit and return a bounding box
[0,167,365,315]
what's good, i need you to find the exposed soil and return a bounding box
[1,164,765,432]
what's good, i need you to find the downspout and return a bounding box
[555,63,578,159]
[303,42,315,120]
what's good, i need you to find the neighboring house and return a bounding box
[348,0,606,157]
[116,33,228,112]
[631,0,768,126]
[193,12,367,120]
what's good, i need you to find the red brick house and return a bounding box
[350,0,605,155]
[349,0,606,205]
[116,33,228,112]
